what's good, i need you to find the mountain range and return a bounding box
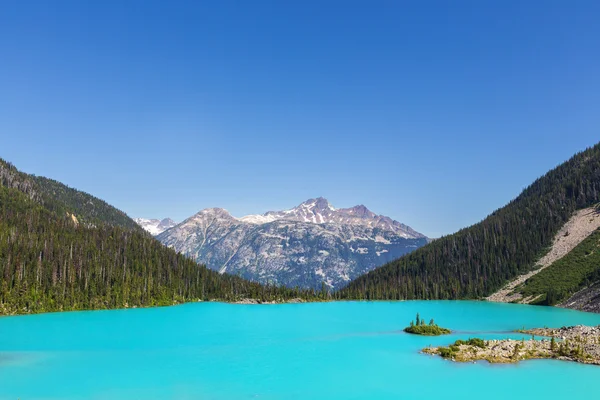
[3,142,600,316]
[151,198,428,290]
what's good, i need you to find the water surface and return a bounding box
[1,301,599,399]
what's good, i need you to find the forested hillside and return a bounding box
[0,159,141,231]
[0,159,318,315]
[340,143,600,301]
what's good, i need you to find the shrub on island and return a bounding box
[403,313,451,336]
[437,338,487,358]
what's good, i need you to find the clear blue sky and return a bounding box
[1,1,599,237]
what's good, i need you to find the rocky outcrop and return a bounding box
[424,325,600,365]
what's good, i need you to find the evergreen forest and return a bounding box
[0,159,321,315]
[341,143,600,301]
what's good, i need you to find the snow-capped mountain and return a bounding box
[239,197,423,238]
[134,218,177,236]
[157,198,428,290]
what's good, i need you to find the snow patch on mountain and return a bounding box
[238,214,279,224]
[134,218,177,236]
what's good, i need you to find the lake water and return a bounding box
[1,301,599,399]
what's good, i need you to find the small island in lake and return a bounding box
[404,313,451,336]
[423,325,600,365]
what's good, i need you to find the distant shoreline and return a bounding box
[2,298,600,318]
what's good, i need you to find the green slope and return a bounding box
[515,223,600,305]
[340,143,600,301]
[0,159,318,315]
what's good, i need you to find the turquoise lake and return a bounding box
[1,301,600,399]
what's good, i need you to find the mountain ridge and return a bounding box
[236,197,425,239]
[156,198,427,289]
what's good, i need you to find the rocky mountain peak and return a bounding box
[192,208,234,220]
[199,207,230,215]
[234,198,425,239]
[301,197,334,211]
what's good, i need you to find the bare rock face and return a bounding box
[157,198,428,290]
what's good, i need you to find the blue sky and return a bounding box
[1,1,599,237]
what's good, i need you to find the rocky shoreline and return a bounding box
[233,298,306,305]
[423,325,600,365]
